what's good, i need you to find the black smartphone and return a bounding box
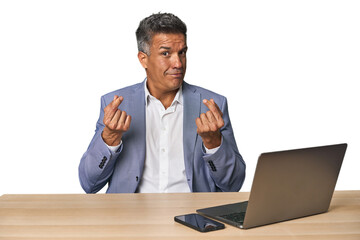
[174,213,225,232]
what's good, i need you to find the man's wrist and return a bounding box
[202,133,222,149]
[204,136,223,154]
[101,128,122,146]
[106,141,122,153]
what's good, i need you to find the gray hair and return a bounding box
[136,13,187,55]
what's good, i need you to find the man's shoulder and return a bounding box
[101,81,144,100]
[183,81,225,99]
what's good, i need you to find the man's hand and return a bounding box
[102,95,131,146]
[196,99,224,149]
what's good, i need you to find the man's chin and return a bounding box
[167,76,184,86]
[171,78,184,89]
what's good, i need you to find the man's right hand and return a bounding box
[101,95,131,146]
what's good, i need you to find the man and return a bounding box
[79,13,245,193]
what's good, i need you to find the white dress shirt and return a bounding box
[106,82,220,193]
[137,84,189,193]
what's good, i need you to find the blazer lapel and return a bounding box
[129,81,146,179]
[182,82,201,191]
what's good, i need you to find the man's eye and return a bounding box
[162,52,169,56]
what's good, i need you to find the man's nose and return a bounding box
[171,54,183,69]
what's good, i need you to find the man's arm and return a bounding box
[78,95,131,193]
[197,98,246,192]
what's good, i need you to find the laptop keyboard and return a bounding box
[220,212,246,224]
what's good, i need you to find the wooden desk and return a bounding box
[0,191,359,239]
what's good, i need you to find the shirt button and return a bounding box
[161,148,165,153]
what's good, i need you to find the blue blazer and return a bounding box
[79,81,245,193]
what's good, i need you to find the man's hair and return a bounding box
[136,13,187,55]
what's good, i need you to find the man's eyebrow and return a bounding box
[159,46,188,51]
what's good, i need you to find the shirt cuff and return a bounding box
[203,137,223,155]
[106,141,122,154]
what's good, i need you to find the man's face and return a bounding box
[139,33,187,96]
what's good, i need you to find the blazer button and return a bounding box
[208,161,217,172]
[99,156,107,169]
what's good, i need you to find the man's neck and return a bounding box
[146,82,179,109]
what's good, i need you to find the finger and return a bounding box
[112,96,124,109]
[199,113,212,132]
[123,115,132,131]
[206,110,216,123]
[109,109,122,129]
[210,99,223,117]
[104,96,121,119]
[205,111,220,131]
[117,110,128,130]
[200,112,209,125]
[195,117,204,133]
[203,99,222,120]
[104,107,117,126]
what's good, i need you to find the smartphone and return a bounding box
[174,213,225,232]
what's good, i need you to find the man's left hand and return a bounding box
[196,99,224,149]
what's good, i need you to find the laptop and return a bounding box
[197,143,347,229]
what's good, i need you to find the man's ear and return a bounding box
[138,51,148,69]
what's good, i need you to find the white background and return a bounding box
[0,0,359,194]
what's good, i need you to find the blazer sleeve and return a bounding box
[78,96,123,193]
[202,97,246,192]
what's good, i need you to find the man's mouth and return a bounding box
[167,71,184,77]
[171,73,183,77]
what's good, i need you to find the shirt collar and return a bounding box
[144,79,183,107]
